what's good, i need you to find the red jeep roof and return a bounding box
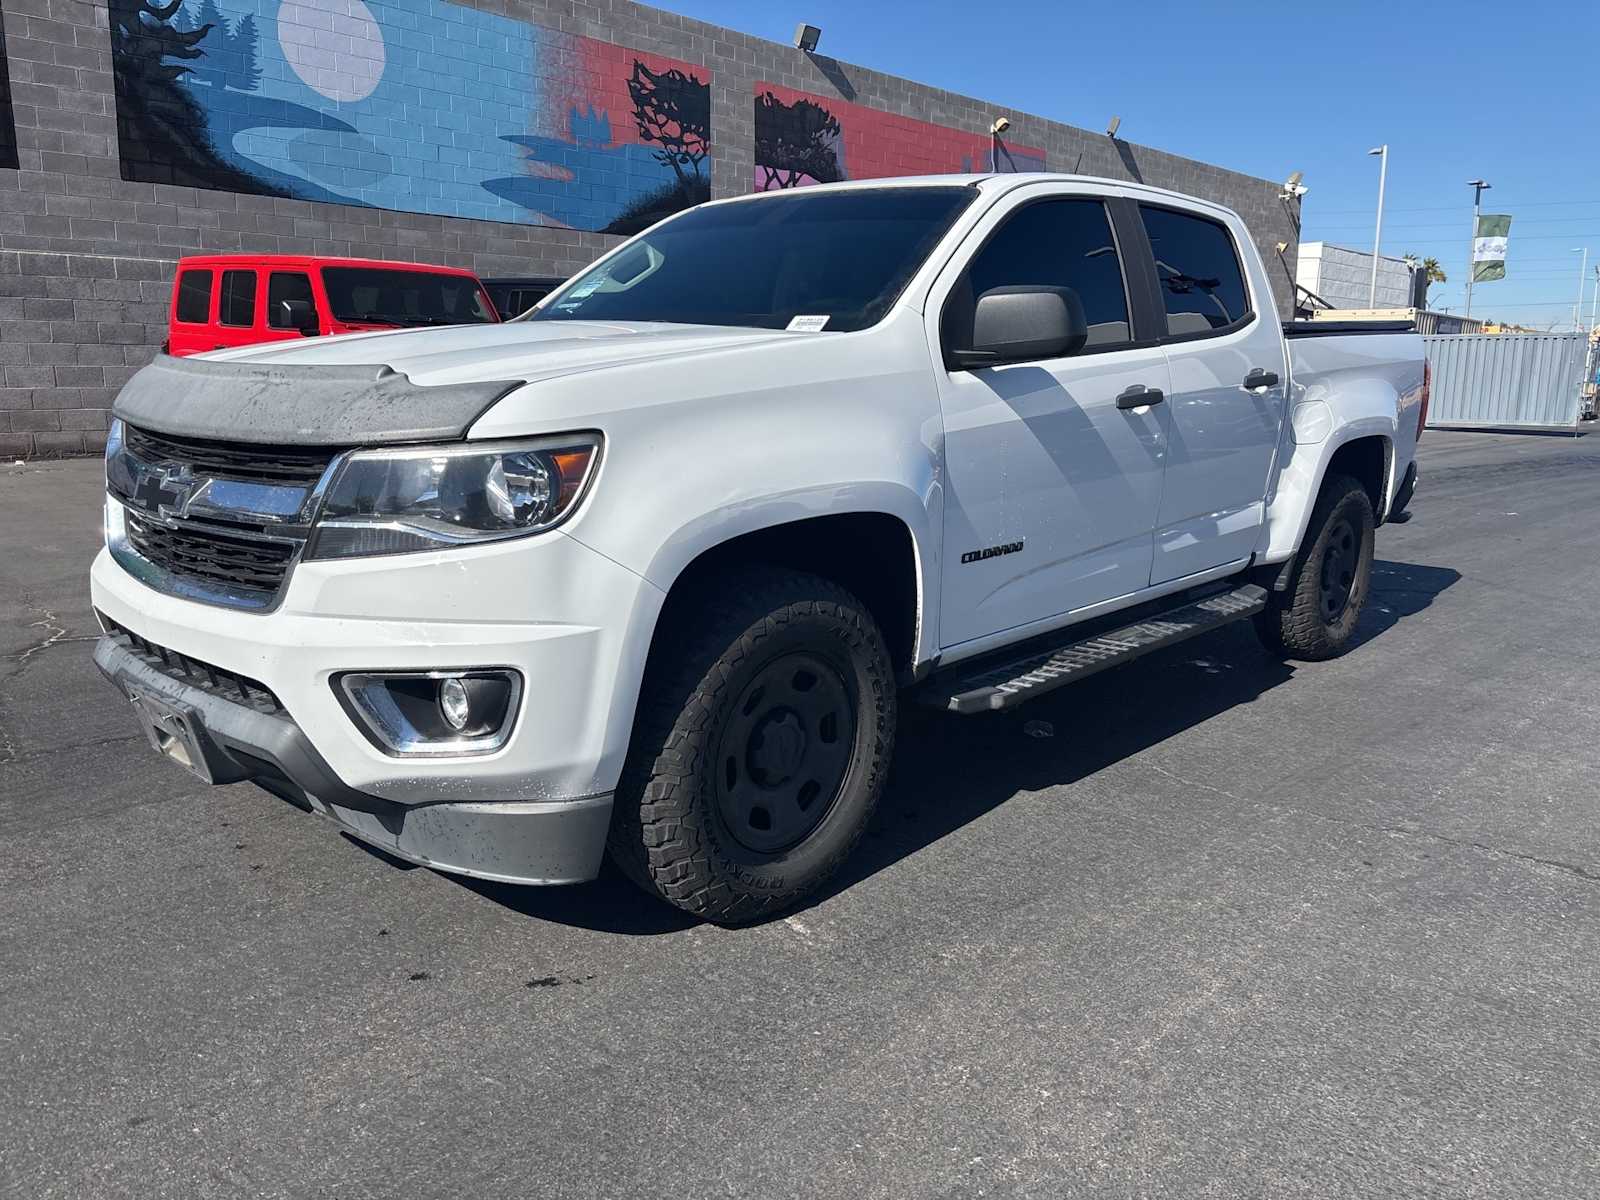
[175,254,481,278]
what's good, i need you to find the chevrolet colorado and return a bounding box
[92,175,1426,922]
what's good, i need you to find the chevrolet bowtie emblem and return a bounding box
[130,464,195,518]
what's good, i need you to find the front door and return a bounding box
[933,191,1172,649]
[1136,203,1288,583]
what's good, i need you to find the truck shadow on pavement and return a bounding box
[455,559,1458,933]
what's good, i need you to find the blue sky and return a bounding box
[661,0,1600,327]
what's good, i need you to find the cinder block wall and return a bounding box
[0,0,1302,457]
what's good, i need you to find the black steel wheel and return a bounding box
[1318,515,1360,623]
[715,652,856,854]
[1254,473,1375,661]
[608,567,896,924]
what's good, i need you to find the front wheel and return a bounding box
[608,568,897,924]
[1254,474,1375,661]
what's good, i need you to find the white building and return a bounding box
[1297,242,1417,311]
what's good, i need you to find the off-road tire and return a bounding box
[1254,473,1375,661]
[608,568,897,924]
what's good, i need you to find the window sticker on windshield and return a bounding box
[567,278,604,300]
[786,315,830,332]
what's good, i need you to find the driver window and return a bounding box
[945,198,1132,355]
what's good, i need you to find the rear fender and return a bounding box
[1259,401,1395,564]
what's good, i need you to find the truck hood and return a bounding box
[207,320,793,388]
[114,322,794,445]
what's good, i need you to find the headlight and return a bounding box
[306,434,601,560]
[104,419,126,547]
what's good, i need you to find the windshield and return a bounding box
[533,186,975,333]
[321,267,496,327]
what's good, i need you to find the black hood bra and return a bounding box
[112,353,522,446]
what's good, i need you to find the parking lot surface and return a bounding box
[3,430,1598,1198]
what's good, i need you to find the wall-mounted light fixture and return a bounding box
[793,23,821,52]
[1106,115,1121,139]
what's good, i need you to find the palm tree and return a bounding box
[1407,254,1447,307]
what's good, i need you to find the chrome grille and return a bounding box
[108,423,344,610]
[123,425,337,487]
[124,509,297,594]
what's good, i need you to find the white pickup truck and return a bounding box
[93,174,1426,922]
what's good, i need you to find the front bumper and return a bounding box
[90,525,663,805]
[95,631,613,884]
[90,518,666,886]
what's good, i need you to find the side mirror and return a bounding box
[278,298,320,336]
[949,285,1088,369]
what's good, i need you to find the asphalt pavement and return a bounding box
[3,430,1599,1198]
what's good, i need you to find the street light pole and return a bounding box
[1572,247,1589,332]
[1586,266,1600,418]
[1465,178,1490,319]
[1368,145,1388,308]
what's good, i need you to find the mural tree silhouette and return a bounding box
[187,0,226,86]
[753,91,842,190]
[626,60,709,187]
[107,0,281,190]
[221,13,262,93]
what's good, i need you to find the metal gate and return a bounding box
[1422,332,1588,432]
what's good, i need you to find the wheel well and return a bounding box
[660,514,920,676]
[1326,436,1388,516]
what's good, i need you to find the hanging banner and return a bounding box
[1472,214,1512,283]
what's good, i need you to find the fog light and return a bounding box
[334,669,521,757]
[439,676,470,731]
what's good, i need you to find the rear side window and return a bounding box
[219,270,258,327]
[267,272,315,328]
[1139,206,1251,336]
[949,199,1132,352]
[174,270,212,324]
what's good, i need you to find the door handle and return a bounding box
[1244,367,1280,391]
[1116,384,1165,410]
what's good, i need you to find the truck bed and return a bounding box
[1281,322,1426,532]
[1282,320,1416,337]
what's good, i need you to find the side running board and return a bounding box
[925,583,1268,715]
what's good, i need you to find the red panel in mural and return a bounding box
[753,83,1044,191]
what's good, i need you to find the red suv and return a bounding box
[166,255,500,356]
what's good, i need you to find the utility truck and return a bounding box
[93,175,1426,922]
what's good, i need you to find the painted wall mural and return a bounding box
[108,0,711,233]
[753,84,1044,192]
[0,7,18,171]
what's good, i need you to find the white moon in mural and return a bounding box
[278,0,387,103]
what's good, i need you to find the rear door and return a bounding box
[1133,203,1288,583]
[214,266,263,350]
[929,185,1172,649]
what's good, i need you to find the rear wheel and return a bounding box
[1254,474,1375,661]
[609,568,896,924]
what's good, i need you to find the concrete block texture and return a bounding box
[0,0,1300,456]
